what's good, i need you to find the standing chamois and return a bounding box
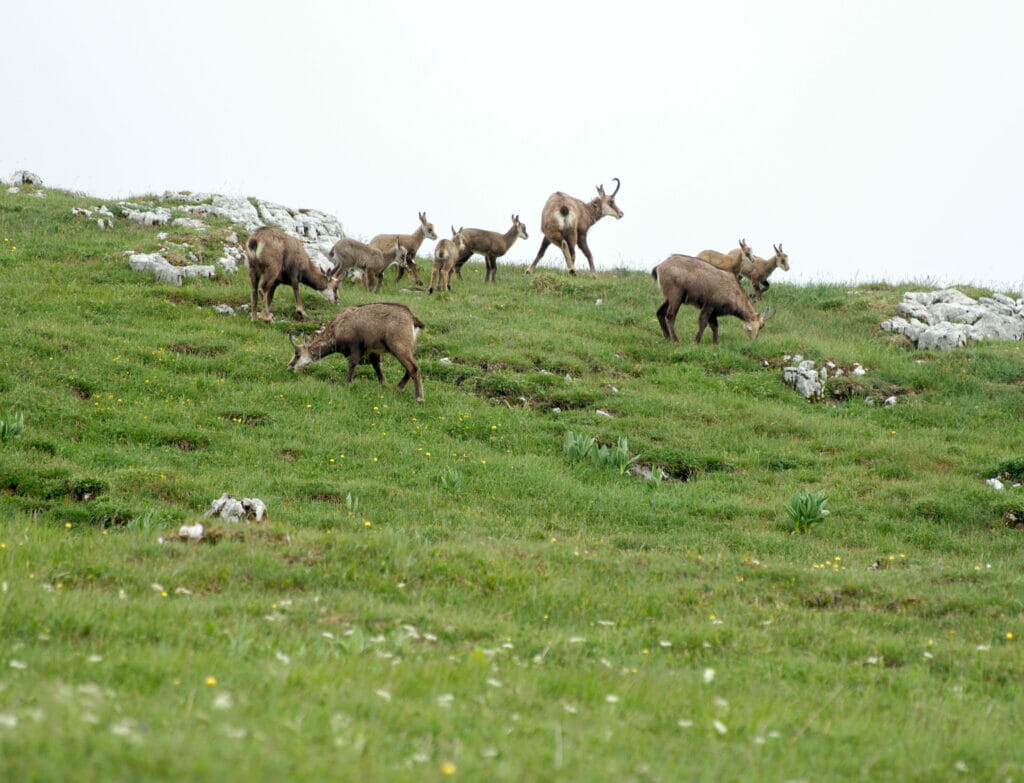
[739,244,790,299]
[369,212,438,287]
[287,303,425,403]
[652,254,774,344]
[245,227,339,322]
[328,236,408,293]
[429,228,467,294]
[526,179,623,275]
[452,215,528,283]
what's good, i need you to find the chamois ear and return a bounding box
[596,184,605,196]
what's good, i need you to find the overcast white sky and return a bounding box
[3,1,1023,290]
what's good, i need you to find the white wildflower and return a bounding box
[713,719,728,735]
[375,689,392,702]
[275,651,291,665]
[702,667,715,684]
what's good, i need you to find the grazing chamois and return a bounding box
[740,243,790,299]
[287,302,425,403]
[526,179,623,275]
[652,254,774,344]
[245,227,339,322]
[429,228,467,294]
[369,212,438,287]
[328,236,408,293]
[452,215,528,283]
[697,239,755,279]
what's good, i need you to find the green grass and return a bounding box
[2,186,1024,780]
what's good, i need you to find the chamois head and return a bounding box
[773,243,790,271]
[287,331,315,372]
[595,178,624,219]
[512,214,528,240]
[419,212,438,241]
[451,226,467,252]
[738,238,755,265]
[744,305,776,340]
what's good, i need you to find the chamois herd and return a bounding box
[244,179,790,403]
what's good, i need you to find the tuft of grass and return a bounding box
[784,489,831,532]
[0,410,24,441]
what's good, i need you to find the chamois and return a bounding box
[526,179,623,275]
[452,215,528,283]
[287,303,425,403]
[740,244,790,299]
[328,236,408,293]
[369,212,437,287]
[697,239,755,279]
[429,227,467,294]
[652,254,774,344]
[245,227,339,322]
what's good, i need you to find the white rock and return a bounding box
[6,187,20,194]
[595,409,613,418]
[171,217,207,231]
[127,253,183,285]
[986,478,1004,490]
[883,396,897,406]
[178,523,204,540]
[917,322,969,352]
[123,206,172,226]
[8,170,42,186]
[213,304,235,315]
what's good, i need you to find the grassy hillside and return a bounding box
[1,186,1023,781]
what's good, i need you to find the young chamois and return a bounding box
[697,239,755,280]
[739,243,790,299]
[526,179,623,276]
[652,255,774,345]
[328,236,408,293]
[287,302,425,403]
[429,227,467,294]
[245,227,339,322]
[369,212,438,287]
[452,215,528,283]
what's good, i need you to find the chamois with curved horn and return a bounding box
[526,179,623,275]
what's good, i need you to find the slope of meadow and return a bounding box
[1,186,1023,781]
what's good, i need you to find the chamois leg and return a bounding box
[249,267,261,322]
[487,255,498,283]
[428,262,441,294]
[656,300,672,341]
[345,346,364,384]
[558,239,576,275]
[367,353,386,386]
[709,315,720,345]
[694,304,715,345]
[577,234,597,275]
[291,282,306,321]
[394,353,424,404]
[258,278,279,322]
[526,237,551,274]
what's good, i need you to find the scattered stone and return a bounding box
[883,396,898,407]
[123,206,172,226]
[882,289,1024,350]
[6,187,20,194]
[8,170,42,186]
[126,252,215,285]
[171,217,207,231]
[595,409,613,418]
[782,357,872,402]
[178,523,204,540]
[205,493,267,522]
[987,478,1005,491]
[212,304,236,316]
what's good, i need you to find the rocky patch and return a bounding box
[881,289,1024,351]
